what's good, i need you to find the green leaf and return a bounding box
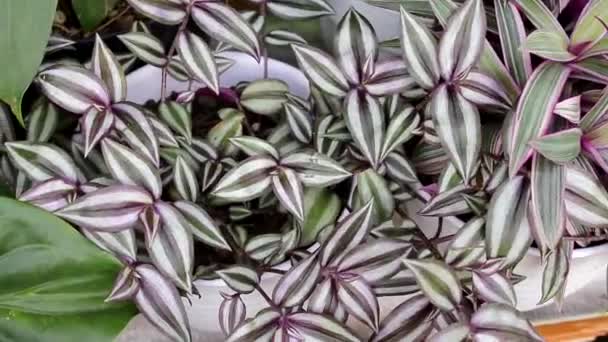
[300,188,341,246]
[529,128,582,163]
[494,0,531,86]
[0,197,136,342]
[525,30,575,62]
[353,169,395,223]
[72,0,120,31]
[570,0,608,48]
[0,0,57,125]
[512,0,566,37]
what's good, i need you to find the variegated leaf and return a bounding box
[101,138,162,199]
[380,105,420,161]
[473,271,516,306]
[148,113,179,148]
[57,185,152,231]
[280,151,351,187]
[126,0,186,25]
[335,8,378,85]
[430,85,480,182]
[353,168,395,223]
[106,266,139,302]
[399,7,440,89]
[225,309,280,342]
[265,30,307,46]
[525,30,575,62]
[459,71,511,111]
[267,0,335,19]
[82,108,115,156]
[300,187,341,246]
[271,167,304,221]
[113,102,160,167]
[364,58,417,96]
[173,156,199,202]
[569,0,608,48]
[174,200,230,250]
[445,217,485,268]
[383,151,418,184]
[338,239,410,283]
[336,276,379,331]
[231,136,280,159]
[284,99,313,144]
[245,233,281,261]
[37,65,110,114]
[344,90,385,168]
[26,99,58,143]
[134,264,192,342]
[219,293,246,337]
[554,96,581,124]
[192,2,261,60]
[402,259,462,311]
[540,241,572,304]
[158,101,192,143]
[438,0,486,80]
[470,303,542,341]
[119,32,166,67]
[92,35,126,102]
[272,252,321,307]
[529,128,582,163]
[82,228,137,262]
[565,166,608,226]
[512,0,565,35]
[217,265,259,294]
[292,44,349,97]
[240,79,289,116]
[494,0,531,86]
[167,56,190,81]
[419,184,473,217]
[371,294,435,342]
[429,324,470,342]
[177,31,219,94]
[212,156,276,202]
[307,278,345,320]
[5,142,80,183]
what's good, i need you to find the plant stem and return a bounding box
[255,284,278,309]
[161,4,193,100]
[92,5,131,35]
[260,1,268,78]
[396,206,444,260]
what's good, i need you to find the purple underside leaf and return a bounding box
[371,294,435,342]
[82,108,115,156]
[5,141,81,184]
[272,251,321,307]
[336,276,379,331]
[225,309,281,342]
[219,293,246,337]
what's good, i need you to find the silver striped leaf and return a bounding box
[5,142,81,183]
[283,99,313,144]
[133,264,192,342]
[225,309,281,342]
[383,151,419,185]
[167,56,190,81]
[267,122,304,156]
[149,201,194,293]
[18,178,76,211]
[267,0,335,19]
[37,65,110,114]
[180,137,218,164]
[174,200,230,251]
[399,7,440,89]
[364,58,417,96]
[217,265,259,294]
[192,2,261,60]
[26,99,58,143]
[352,168,394,223]
[119,32,166,67]
[292,44,349,97]
[529,128,582,163]
[380,105,420,162]
[402,259,462,311]
[211,156,277,202]
[229,205,252,221]
[101,138,163,199]
[244,234,282,261]
[485,176,532,269]
[126,0,186,25]
[106,266,140,302]
[335,8,378,85]
[82,228,137,262]
[554,96,580,124]
[437,0,486,81]
[525,30,575,62]
[539,241,571,304]
[230,136,280,159]
[307,278,346,322]
[147,113,179,148]
[344,90,385,168]
[473,271,517,306]
[445,217,486,268]
[419,184,474,217]
[158,101,192,144]
[240,79,289,116]
[177,30,219,94]
[429,84,481,182]
[319,201,374,267]
[57,185,152,231]
[46,34,76,55]
[459,71,512,111]
[494,0,532,86]
[412,140,449,175]
[201,161,224,193]
[428,324,470,342]
[264,30,307,46]
[219,293,246,337]
[92,35,126,102]
[280,150,351,187]
[336,276,379,331]
[271,167,305,221]
[240,10,265,34]
[173,156,199,202]
[272,251,321,307]
[113,102,160,167]
[82,108,115,156]
[338,239,410,283]
[470,303,542,341]
[370,294,435,342]
[565,166,608,226]
[288,312,359,341]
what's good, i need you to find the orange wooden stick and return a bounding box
[536,315,608,342]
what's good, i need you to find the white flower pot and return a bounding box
[118,52,606,341]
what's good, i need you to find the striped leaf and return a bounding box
[212,156,276,202]
[430,85,481,182]
[126,0,186,25]
[201,161,223,193]
[240,79,289,116]
[402,259,462,311]
[485,176,532,268]
[473,271,516,306]
[428,324,470,342]
[158,101,192,143]
[37,65,109,114]
[244,234,281,261]
[173,156,199,202]
[225,309,280,342]
[530,154,565,252]
[280,151,351,187]
[272,252,321,307]
[364,58,417,96]
[344,90,385,168]
[300,188,341,246]
[208,110,244,156]
[335,8,378,85]
[167,56,190,81]
[92,35,126,102]
[371,294,435,342]
[384,151,418,185]
[82,108,115,156]
[180,137,218,163]
[399,7,440,89]
[438,0,486,80]
[319,201,374,266]
[18,177,76,207]
[290,312,358,340]
[133,264,191,342]
[525,30,575,62]
[5,142,80,183]
[106,266,140,302]
[459,71,511,111]
[353,169,395,223]
[284,98,313,144]
[231,136,280,160]
[148,201,194,292]
[26,99,58,143]
[540,241,571,304]
[508,62,570,176]
[101,139,162,199]
[529,128,582,163]
[554,96,581,123]
[192,2,261,60]
[113,102,160,167]
[380,105,420,161]
[580,87,608,131]
[264,30,307,46]
[57,185,152,231]
[512,0,565,35]
[570,0,608,48]
[338,239,410,283]
[292,44,349,97]
[271,167,304,221]
[174,200,230,250]
[471,303,542,341]
[571,57,608,84]
[267,0,335,19]
[118,32,166,67]
[82,228,137,262]
[219,293,246,337]
[336,276,379,331]
[148,114,179,148]
[177,31,219,94]
[565,166,608,226]
[445,217,485,268]
[217,265,259,294]
[494,0,531,86]
[307,278,347,322]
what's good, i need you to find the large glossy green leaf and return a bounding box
[0,197,136,342]
[0,0,57,125]
[72,0,120,31]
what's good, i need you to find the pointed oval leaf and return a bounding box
[335,8,378,84]
[429,323,470,342]
[126,0,186,25]
[459,71,512,110]
[399,7,440,89]
[217,265,259,294]
[158,101,192,143]
[539,241,571,304]
[219,294,246,337]
[281,151,351,187]
[371,294,435,342]
[292,44,349,97]
[174,200,230,250]
[26,99,58,143]
[473,271,516,306]
[82,228,137,262]
[271,167,305,221]
[212,156,276,202]
[336,276,379,331]
[6,141,80,183]
[82,108,115,156]
[353,168,395,223]
[565,166,608,226]
[225,309,280,342]
[113,102,160,167]
[364,58,417,96]
[494,0,531,87]
[529,128,582,163]
[284,100,313,144]
[338,239,410,283]
[445,217,485,268]
[230,136,280,159]
[177,30,219,94]
[173,156,199,202]
[344,90,385,168]
[525,30,575,62]
[402,259,462,311]
[267,0,335,19]
[272,252,321,307]
[92,35,126,102]
[471,303,542,341]
[380,106,420,161]
[118,32,166,67]
[240,79,289,116]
